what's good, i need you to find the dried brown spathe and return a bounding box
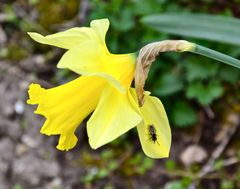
[134,40,195,107]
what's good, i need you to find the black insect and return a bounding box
[148,125,158,144]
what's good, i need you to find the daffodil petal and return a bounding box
[28,19,110,50]
[90,18,109,44]
[104,53,136,88]
[57,41,133,92]
[57,40,106,74]
[87,72,125,92]
[136,93,171,159]
[57,44,124,92]
[27,27,98,49]
[57,133,78,151]
[27,76,105,151]
[87,86,142,149]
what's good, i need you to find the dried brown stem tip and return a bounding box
[134,40,195,107]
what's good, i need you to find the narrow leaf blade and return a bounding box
[142,13,240,45]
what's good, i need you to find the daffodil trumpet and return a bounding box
[27,18,171,159]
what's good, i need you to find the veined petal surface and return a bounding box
[27,76,106,151]
[87,86,142,149]
[133,92,171,159]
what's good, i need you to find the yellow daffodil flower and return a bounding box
[27,18,171,159]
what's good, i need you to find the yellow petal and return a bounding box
[57,40,106,74]
[90,18,109,45]
[27,76,105,151]
[57,42,123,91]
[87,86,142,149]
[28,28,98,49]
[57,40,136,92]
[27,19,109,50]
[57,133,78,151]
[28,18,135,93]
[104,53,136,88]
[136,93,171,159]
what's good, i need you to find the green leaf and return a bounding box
[171,101,197,127]
[111,8,135,31]
[186,80,224,105]
[13,184,24,189]
[142,157,154,169]
[81,174,95,183]
[104,184,114,189]
[152,72,184,96]
[208,81,224,101]
[214,159,224,171]
[98,168,109,178]
[165,160,176,171]
[108,161,118,171]
[165,181,185,189]
[132,0,162,15]
[142,13,240,45]
[221,180,234,189]
[101,149,114,159]
[218,65,240,84]
[129,153,142,165]
[185,58,219,81]
[181,177,192,187]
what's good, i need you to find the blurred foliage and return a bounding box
[36,0,79,30]
[79,147,154,185]
[164,178,192,189]
[12,184,24,189]
[221,180,234,189]
[165,159,176,171]
[171,101,197,128]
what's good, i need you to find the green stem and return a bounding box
[191,44,240,69]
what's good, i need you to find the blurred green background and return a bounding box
[0,0,240,189]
